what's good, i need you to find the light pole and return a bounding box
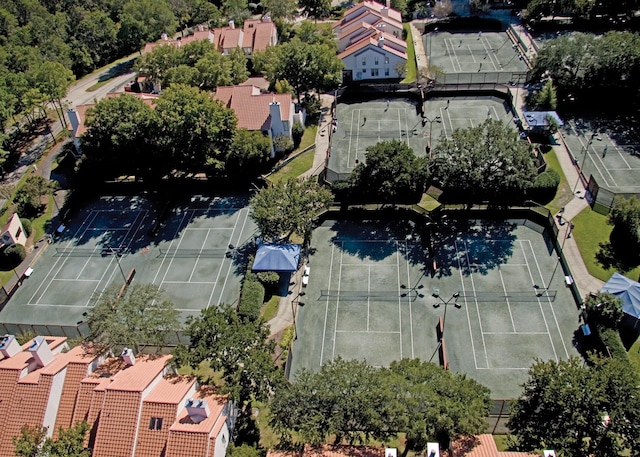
[423,115,441,157]
[573,132,597,194]
[428,291,460,363]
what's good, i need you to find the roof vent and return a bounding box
[378,35,385,47]
[0,334,21,358]
[263,15,272,22]
[229,20,235,29]
[121,348,136,366]
[28,336,54,368]
[185,398,210,423]
[543,452,556,457]
[426,443,440,457]
[161,32,168,41]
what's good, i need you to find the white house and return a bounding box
[339,33,407,81]
[0,213,27,247]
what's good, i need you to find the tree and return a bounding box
[298,0,331,20]
[13,175,57,218]
[429,118,536,203]
[582,292,623,329]
[528,79,557,110]
[609,195,640,258]
[71,10,118,74]
[13,422,90,457]
[194,52,233,89]
[226,129,272,175]
[228,47,249,85]
[135,44,183,90]
[29,61,75,128]
[508,356,640,457]
[175,305,281,408]
[250,177,333,243]
[86,283,180,353]
[262,0,297,19]
[349,139,429,203]
[121,0,178,45]
[153,84,237,175]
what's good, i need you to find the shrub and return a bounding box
[238,277,265,322]
[256,270,279,286]
[273,135,294,154]
[301,94,321,126]
[292,122,305,149]
[1,243,26,269]
[597,326,630,363]
[529,168,560,202]
[20,218,32,237]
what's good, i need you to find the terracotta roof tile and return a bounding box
[105,354,171,392]
[252,22,276,51]
[222,29,243,49]
[213,85,291,131]
[338,34,407,60]
[169,393,227,434]
[452,435,538,457]
[144,375,196,404]
[135,402,179,457]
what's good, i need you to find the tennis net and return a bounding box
[351,128,416,138]
[54,247,125,257]
[158,248,229,258]
[319,290,419,301]
[460,290,557,302]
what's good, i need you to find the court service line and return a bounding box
[404,241,414,359]
[462,240,490,368]
[319,243,335,367]
[443,38,460,72]
[591,142,619,186]
[404,108,410,147]
[498,266,516,332]
[518,240,559,362]
[576,134,613,188]
[27,210,101,305]
[52,278,99,282]
[467,45,477,63]
[209,207,250,308]
[454,240,481,370]
[336,330,401,334]
[331,243,345,361]
[188,228,212,282]
[483,331,549,335]
[163,280,216,284]
[355,109,361,166]
[480,37,499,70]
[523,239,570,359]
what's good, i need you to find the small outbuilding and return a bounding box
[0,214,27,247]
[252,243,301,273]
[601,272,640,321]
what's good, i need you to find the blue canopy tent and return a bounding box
[252,243,301,272]
[601,273,640,323]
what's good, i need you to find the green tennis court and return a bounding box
[0,193,257,328]
[562,119,640,194]
[424,31,529,81]
[290,217,580,399]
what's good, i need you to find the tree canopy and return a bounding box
[85,283,180,353]
[429,119,536,203]
[249,177,333,243]
[269,358,491,450]
[13,422,90,457]
[348,139,430,203]
[508,356,640,457]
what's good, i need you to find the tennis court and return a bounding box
[328,96,513,177]
[563,119,640,194]
[290,218,580,399]
[425,31,529,78]
[0,194,256,329]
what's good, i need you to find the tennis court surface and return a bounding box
[0,193,257,331]
[563,118,640,195]
[291,218,580,399]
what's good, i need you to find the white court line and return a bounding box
[576,134,614,187]
[518,240,559,362]
[480,37,499,70]
[336,330,401,334]
[404,241,414,359]
[524,239,570,359]
[444,38,460,72]
[404,108,410,147]
[484,332,549,335]
[163,281,216,284]
[320,243,335,366]
[23,303,97,308]
[462,240,489,368]
[498,266,516,332]
[439,107,450,138]
[348,109,354,166]
[454,240,480,370]
[395,241,403,358]
[188,228,212,282]
[355,109,361,165]
[467,45,477,63]
[28,210,101,305]
[208,207,250,308]
[179,227,234,230]
[591,142,619,186]
[51,278,99,282]
[609,168,640,171]
[604,133,632,169]
[367,264,371,331]
[152,210,192,285]
[331,242,344,361]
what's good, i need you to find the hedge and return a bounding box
[597,325,631,364]
[238,274,265,322]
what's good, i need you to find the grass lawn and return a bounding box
[571,206,640,282]
[544,147,573,215]
[402,24,417,83]
[266,125,317,184]
[261,295,280,322]
[629,339,640,379]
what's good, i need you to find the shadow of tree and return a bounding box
[596,226,640,273]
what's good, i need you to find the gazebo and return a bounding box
[601,272,640,325]
[252,243,301,273]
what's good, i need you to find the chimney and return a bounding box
[28,336,54,368]
[386,0,390,7]
[543,452,556,457]
[161,32,168,41]
[121,347,136,366]
[378,35,385,47]
[67,109,80,136]
[0,334,21,358]
[229,20,235,29]
[385,449,397,457]
[185,398,210,423]
[381,7,389,17]
[198,24,204,31]
[262,15,272,22]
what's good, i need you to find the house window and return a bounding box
[361,57,366,66]
[371,68,379,77]
[149,417,163,430]
[374,56,379,65]
[385,56,390,64]
[385,68,390,76]
[15,227,21,238]
[362,68,367,73]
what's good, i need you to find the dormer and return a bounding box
[185,398,210,423]
[0,334,21,358]
[28,336,54,368]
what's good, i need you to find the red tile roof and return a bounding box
[267,445,386,457]
[144,375,196,404]
[213,85,291,131]
[212,19,276,54]
[338,33,407,60]
[334,1,402,33]
[106,354,171,392]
